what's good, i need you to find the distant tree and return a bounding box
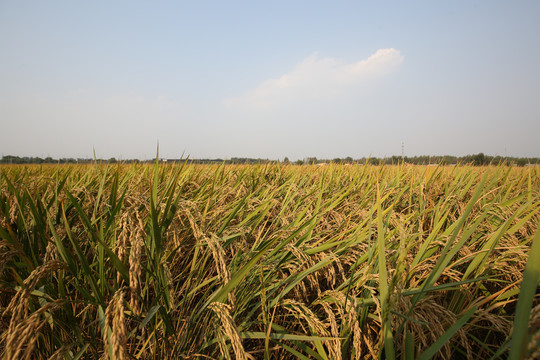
[333,158,342,164]
[345,156,353,163]
[442,155,457,164]
[283,157,290,164]
[516,158,528,166]
[473,153,486,166]
[295,160,304,165]
[391,156,401,164]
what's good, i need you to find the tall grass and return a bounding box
[0,163,539,359]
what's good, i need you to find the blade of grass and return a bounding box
[417,306,477,360]
[376,183,395,360]
[509,222,540,360]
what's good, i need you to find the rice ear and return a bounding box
[209,302,248,360]
[104,289,128,360]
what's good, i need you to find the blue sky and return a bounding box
[1,1,539,160]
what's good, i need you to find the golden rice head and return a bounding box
[2,261,64,360]
[315,290,365,360]
[129,210,145,315]
[3,300,63,360]
[208,302,247,360]
[8,197,18,226]
[104,289,128,360]
[280,299,340,359]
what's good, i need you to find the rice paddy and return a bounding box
[1,162,539,359]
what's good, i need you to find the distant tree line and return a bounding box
[0,156,84,164]
[184,157,277,165]
[2,153,539,166]
[293,153,539,166]
[0,156,142,164]
[290,153,539,166]
[377,153,538,166]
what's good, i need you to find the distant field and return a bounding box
[1,163,539,359]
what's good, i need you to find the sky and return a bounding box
[1,1,539,161]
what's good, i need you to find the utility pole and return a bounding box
[401,141,405,162]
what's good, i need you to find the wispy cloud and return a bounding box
[223,48,404,109]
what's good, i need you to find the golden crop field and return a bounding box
[1,163,539,359]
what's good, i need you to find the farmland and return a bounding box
[1,163,539,359]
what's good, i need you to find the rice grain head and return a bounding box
[209,302,247,360]
[104,289,128,360]
[206,235,235,305]
[129,210,145,315]
[3,300,63,360]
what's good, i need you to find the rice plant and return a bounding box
[0,162,539,359]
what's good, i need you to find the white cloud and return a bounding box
[223,48,404,110]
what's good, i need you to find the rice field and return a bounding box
[1,162,539,359]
